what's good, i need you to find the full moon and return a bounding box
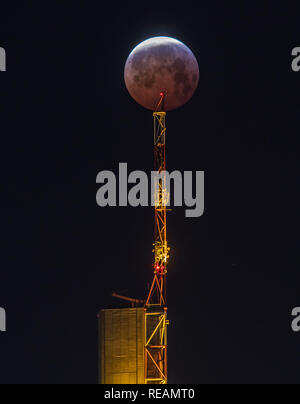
[124,37,199,111]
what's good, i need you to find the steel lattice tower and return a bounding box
[145,94,169,384]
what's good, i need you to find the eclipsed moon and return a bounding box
[124,36,199,111]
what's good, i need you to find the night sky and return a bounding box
[1,2,300,384]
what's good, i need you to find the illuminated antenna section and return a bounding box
[153,108,170,276]
[145,93,169,384]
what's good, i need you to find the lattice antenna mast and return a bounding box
[146,92,170,306]
[145,93,169,384]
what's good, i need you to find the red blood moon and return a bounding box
[124,37,199,112]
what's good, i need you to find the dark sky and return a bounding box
[0,2,300,384]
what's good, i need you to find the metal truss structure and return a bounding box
[145,94,169,384]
